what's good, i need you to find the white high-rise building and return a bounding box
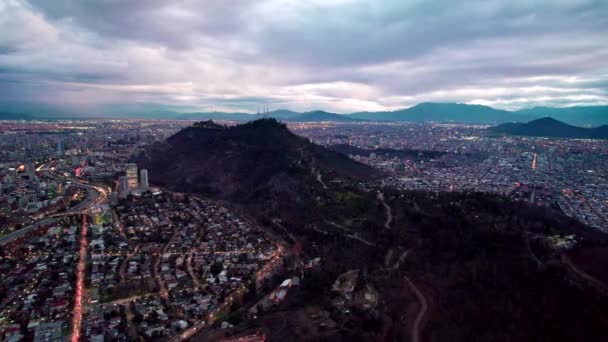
[7,168,16,183]
[140,169,149,190]
[125,163,138,190]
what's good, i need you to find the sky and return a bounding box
[0,0,607,115]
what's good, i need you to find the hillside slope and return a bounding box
[136,118,379,201]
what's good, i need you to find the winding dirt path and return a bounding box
[377,192,393,230]
[561,254,608,294]
[315,168,328,189]
[404,276,428,342]
[377,190,427,342]
[323,221,376,247]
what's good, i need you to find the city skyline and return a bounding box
[1,0,608,115]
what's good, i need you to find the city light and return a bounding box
[71,214,88,342]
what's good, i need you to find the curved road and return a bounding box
[0,217,60,245]
[0,163,109,246]
[404,276,428,342]
[561,254,608,294]
[0,187,100,245]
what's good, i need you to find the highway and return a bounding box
[0,163,106,245]
[0,216,61,245]
[0,183,100,246]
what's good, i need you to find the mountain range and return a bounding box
[2,102,607,126]
[489,117,608,139]
[349,102,531,123]
[127,103,608,126]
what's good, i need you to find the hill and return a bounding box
[516,106,608,126]
[488,117,608,139]
[135,119,380,215]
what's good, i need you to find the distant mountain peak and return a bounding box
[489,117,608,139]
[533,116,562,124]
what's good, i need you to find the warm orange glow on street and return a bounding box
[71,214,88,342]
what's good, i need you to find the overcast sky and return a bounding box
[1,0,607,114]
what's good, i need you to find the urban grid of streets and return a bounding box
[0,155,285,341]
[291,122,608,232]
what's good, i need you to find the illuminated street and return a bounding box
[70,215,88,342]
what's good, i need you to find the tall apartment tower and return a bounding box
[140,169,149,190]
[118,176,129,198]
[56,139,65,156]
[125,163,139,190]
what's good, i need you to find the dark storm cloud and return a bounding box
[0,0,607,113]
[250,0,608,67]
[28,0,257,48]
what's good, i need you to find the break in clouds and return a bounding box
[1,0,607,114]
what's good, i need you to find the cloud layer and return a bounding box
[1,0,607,114]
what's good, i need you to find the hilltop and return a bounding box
[489,117,608,139]
[135,119,380,223]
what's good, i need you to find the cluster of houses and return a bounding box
[86,191,281,340]
[0,222,79,341]
[82,204,133,341]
